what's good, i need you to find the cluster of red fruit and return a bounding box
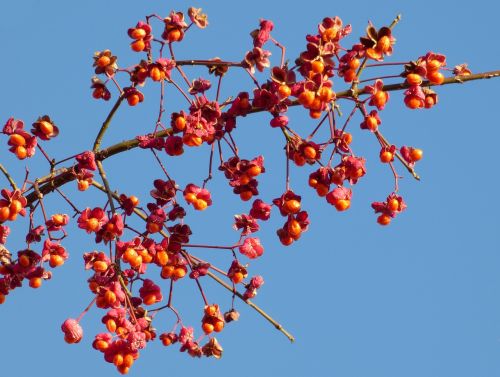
[0,188,70,303]
[3,116,58,160]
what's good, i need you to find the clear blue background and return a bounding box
[1,1,499,376]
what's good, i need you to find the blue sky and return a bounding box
[1,1,499,376]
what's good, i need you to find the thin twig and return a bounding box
[0,164,18,190]
[206,270,295,343]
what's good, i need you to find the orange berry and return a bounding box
[130,39,146,52]
[88,281,99,293]
[287,219,302,237]
[342,132,353,145]
[51,214,65,225]
[239,174,250,185]
[156,250,169,266]
[117,366,130,375]
[343,68,356,82]
[127,94,140,106]
[278,84,291,99]
[231,271,244,284]
[334,199,350,212]
[29,277,42,289]
[310,97,322,111]
[104,290,117,305]
[308,177,318,188]
[387,198,400,212]
[105,222,116,234]
[167,29,182,42]
[96,55,111,68]
[129,255,143,269]
[184,192,197,204]
[322,27,338,41]
[376,36,391,53]
[15,146,27,159]
[193,199,208,211]
[377,214,391,226]
[405,96,423,109]
[239,191,253,201]
[406,73,422,86]
[0,294,5,304]
[284,199,301,214]
[19,254,30,267]
[366,48,382,61]
[293,153,306,166]
[9,200,22,214]
[141,252,153,264]
[280,235,294,246]
[365,116,378,131]
[410,148,423,161]
[123,248,137,262]
[113,353,124,367]
[39,121,54,135]
[175,116,186,131]
[116,327,128,339]
[143,293,157,306]
[309,110,322,119]
[303,146,317,160]
[49,254,65,268]
[161,335,172,346]
[278,228,294,245]
[130,28,146,40]
[427,59,441,71]
[78,180,90,191]
[106,318,117,332]
[202,322,214,334]
[161,265,174,279]
[86,218,99,232]
[149,66,162,81]
[182,134,203,147]
[373,91,388,108]
[94,339,109,351]
[424,96,436,109]
[173,267,186,279]
[311,60,325,74]
[146,222,161,234]
[9,133,26,146]
[380,151,394,163]
[318,86,334,102]
[298,90,315,107]
[129,195,139,207]
[7,212,17,222]
[205,305,218,316]
[213,320,224,332]
[316,183,329,197]
[246,165,262,177]
[348,58,360,70]
[123,354,134,368]
[427,70,444,85]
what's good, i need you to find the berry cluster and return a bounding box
[0,4,489,374]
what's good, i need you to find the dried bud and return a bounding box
[61,318,83,344]
[202,337,223,359]
[224,309,240,323]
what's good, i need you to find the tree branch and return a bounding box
[23,69,500,206]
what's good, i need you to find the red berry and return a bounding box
[377,214,391,226]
